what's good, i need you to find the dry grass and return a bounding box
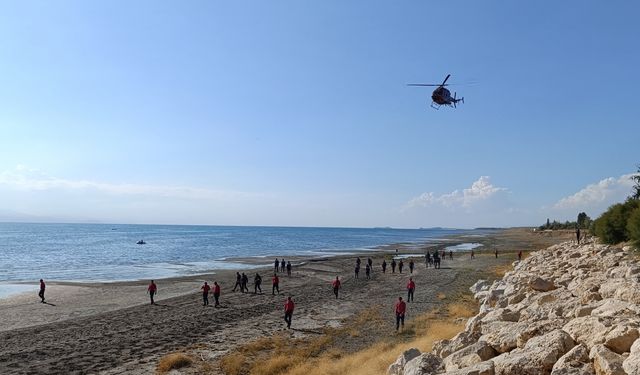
[156,352,193,374]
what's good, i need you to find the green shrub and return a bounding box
[593,199,639,244]
[627,207,640,249]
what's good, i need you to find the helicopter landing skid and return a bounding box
[430,102,441,110]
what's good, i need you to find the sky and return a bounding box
[0,1,639,228]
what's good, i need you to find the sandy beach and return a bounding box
[0,228,572,374]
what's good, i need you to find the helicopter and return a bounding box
[407,74,464,109]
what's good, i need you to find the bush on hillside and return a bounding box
[593,199,640,244]
[627,207,640,249]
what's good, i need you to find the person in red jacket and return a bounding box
[39,279,46,303]
[147,280,157,305]
[213,281,221,307]
[395,296,407,331]
[272,274,280,295]
[332,276,341,299]
[406,277,415,302]
[201,282,211,306]
[284,296,295,329]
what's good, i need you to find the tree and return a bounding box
[593,199,640,244]
[628,207,640,249]
[631,164,640,200]
[577,212,588,228]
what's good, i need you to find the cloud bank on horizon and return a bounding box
[0,165,636,228]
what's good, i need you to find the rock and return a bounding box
[403,353,443,375]
[591,299,640,318]
[622,338,640,374]
[589,344,625,375]
[604,326,639,354]
[470,280,490,294]
[443,341,497,371]
[492,330,575,375]
[551,344,595,375]
[433,330,481,358]
[480,308,520,323]
[481,320,564,353]
[529,277,556,292]
[445,360,495,375]
[563,317,611,350]
[388,348,421,375]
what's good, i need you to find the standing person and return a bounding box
[241,273,249,293]
[213,281,221,307]
[449,250,453,260]
[356,257,361,267]
[391,259,397,273]
[494,249,498,259]
[233,272,242,292]
[398,259,404,273]
[272,274,280,295]
[284,296,295,329]
[518,250,523,261]
[281,259,286,273]
[354,264,360,279]
[201,282,211,306]
[332,276,341,299]
[39,279,46,303]
[286,261,292,277]
[367,258,373,272]
[433,251,441,269]
[425,253,431,268]
[254,273,262,294]
[395,297,406,331]
[382,259,387,273]
[576,227,581,245]
[471,250,475,259]
[409,260,414,274]
[275,259,280,273]
[147,280,157,305]
[441,250,446,260]
[407,277,415,302]
[365,263,371,279]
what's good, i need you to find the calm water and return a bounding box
[0,223,483,283]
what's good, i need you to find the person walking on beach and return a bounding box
[576,227,581,245]
[272,274,280,295]
[286,261,292,277]
[332,276,341,299]
[433,251,441,269]
[470,250,475,259]
[395,296,406,331]
[275,259,280,273]
[494,249,498,259]
[356,257,361,267]
[398,259,404,273]
[39,279,46,303]
[407,277,415,302]
[425,253,431,268]
[147,280,157,305]
[233,272,242,292]
[449,250,453,260]
[284,296,295,329]
[382,259,387,273]
[391,259,397,273]
[365,263,371,279]
[280,259,286,273]
[213,281,221,307]
[241,273,249,293]
[409,260,414,274]
[254,273,262,294]
[367,257,373,271]
[201,282,211,306]
[354,264,360,279]
[518,250,523,261]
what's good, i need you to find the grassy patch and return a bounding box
[156,352,193,374]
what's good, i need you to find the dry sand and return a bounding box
[0,228,571,374]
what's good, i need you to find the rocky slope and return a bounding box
[388,239,640,375]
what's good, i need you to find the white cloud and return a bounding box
[552,173,636,211]
[0,165,259,201]
[405,176,507,210]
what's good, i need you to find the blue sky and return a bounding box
[0,1,638,228]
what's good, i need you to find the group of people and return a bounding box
[274,258,293,276]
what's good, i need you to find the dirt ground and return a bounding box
[0,228,572,374]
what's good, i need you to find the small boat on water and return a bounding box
[136,240,146,245]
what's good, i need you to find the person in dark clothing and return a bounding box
[275,259,280,273]
[382,260,387,273]
[356,257,361,267]
[518,250,523,261]
[147,280,157,305]
[272,274,280,295]
[354,264,360,279]
[433,252,441,269]
[494,249,498,258]
[409,260,414,274]
[398,260,404,273]
[284,296,295,329]
[254,273,262,294]
[449,250,453,260]
[425,253,431,268]
[367,258,373,272]
[365,264,371,279]
[280,259,286,273]
[395,296,406,331]
[241,273,249,293]
[286,261,292,277]
[39,279,46,303]
[391,259,397,273]
[576,228,581,244]
[213,281,221,307]
[406,277,415,302]
[471,250,475,259]
[201,282,211,306]
[233,272,242,292]
[332,276,341,299]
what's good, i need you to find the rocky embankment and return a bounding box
[388,239,640,375]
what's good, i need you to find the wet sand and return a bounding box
[0,228,571,374]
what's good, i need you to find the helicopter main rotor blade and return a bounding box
[441,74,451,86]
[407,83,443,87]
